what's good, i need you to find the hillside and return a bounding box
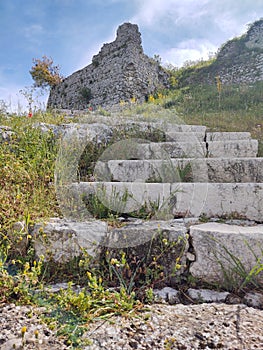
[173,18,263,87]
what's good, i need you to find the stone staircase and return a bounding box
[75,124,262,222]
[33,121,263,287]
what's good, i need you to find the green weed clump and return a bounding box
[0,119,59,229]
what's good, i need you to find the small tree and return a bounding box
[30,55,63,89]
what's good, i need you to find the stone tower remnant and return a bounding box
[47,23,170,110]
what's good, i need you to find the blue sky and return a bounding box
[1,0,263,112]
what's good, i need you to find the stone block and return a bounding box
[71,182,263,222]
[98,158,263,183]
[198,157,263,182]
[101,219,187,248]
[162,124,207,133]
[206,132,251,141]
[207,140,258,157]
[170,182,263,221]
[138,142,207,159]
[74,181,172,217]
[100,220,189,284]
[243,292,263,308]
[154,287,181,304]
[32,218,108,261]
[165,131,205,142]
[189,223,263,284]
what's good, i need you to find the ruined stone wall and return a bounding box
[47,23,170,110]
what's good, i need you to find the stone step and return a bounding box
[118,141,208,159]
[32,217,263,289]
[206,131,251,141]
[165,131,205,142]
[207,139,258,157]
[32,217,188,264]
[71,182,263,222]
[160,124,207,133]
[165,131,252,143]
[106,140,258,160]
[94,158,263,183]
[189,223,263,284]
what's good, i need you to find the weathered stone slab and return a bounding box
[32,218,188,280]
[196,157,263,183]
[74,181,172,217]
[35,122,113,144]
[170,182,263,221]
[207,139,258,157]
[189,223,263,284]
[137,142,207,159]
[95,159,193,183]
[100,220,189,286]
[96,158,263,183]
[102,219,187,248]
[161,124,206,133]
[71,182,263,222]
[165,131,205,142]
[32,218,108,261]
[206,131,251,141]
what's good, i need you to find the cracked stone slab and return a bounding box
[97,157,263,183]
[133,141,207,159]
[165,131,205,142]
[189,223,263,284]
[207,139,258,157]
[71,182,263,222]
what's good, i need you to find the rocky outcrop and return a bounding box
[47,23,169,110]
[182,18,263,86]
[213,19,263,84]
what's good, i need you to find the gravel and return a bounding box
[1,302,263,349]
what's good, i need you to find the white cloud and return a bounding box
[132,0,210,27]
[161,39,218,67]
[130,0,263,67]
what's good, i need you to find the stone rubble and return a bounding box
[0,304,69,350]
[1,297,263,350]
[83,303,263,349]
